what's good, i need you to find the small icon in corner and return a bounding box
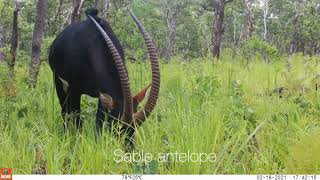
[0,168,12,180]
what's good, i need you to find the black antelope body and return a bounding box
[48,8,160,146]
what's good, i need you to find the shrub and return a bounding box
[241,36,279,63]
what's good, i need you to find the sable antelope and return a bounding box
[48,8,160,145]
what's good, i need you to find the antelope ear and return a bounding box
[133,84,151,103]
[99,93,114,112]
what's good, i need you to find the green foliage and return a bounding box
[0,46,11,62]
[1,0,319,62]
[176,10,203,58]
[41,36,55,61]
[285,133,320,173]
[241,37,279,62]
[1,56,320,174]
[300,2,320,56]
[0,0,14,40]
[108,0,168,61]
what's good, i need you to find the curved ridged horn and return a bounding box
[128,9,161,126]
[88,16,133,124]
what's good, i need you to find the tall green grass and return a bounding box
[1,55,320,174]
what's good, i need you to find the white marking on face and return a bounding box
[99,93,114,112]
[58,76,69,93]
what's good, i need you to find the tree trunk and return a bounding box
[232,12,237,58]
[314,44,318,56]
[48,0,63,36]
[28,0,48,88]
[289,0,302,55]
[103,0,110,19]
[9,2,21,78]
[0,26,4,48]
[71,0,84,24]
[61,7,73,31]
[212,0,233,58]
[263,0,269,40]
[94,0,100,9]
[164,9,178,61]
[245,0,254,38]
[287,0,303,71]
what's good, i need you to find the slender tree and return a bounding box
[48,0,63,36]
[212,0,233,58]
[232,11,243,58]
[287,0,303,71]
[8,0,21,78]
[163,3,181,61]
[245,0,254,38]
[28,0,48,87]
[71,0,84,24]
[263,0,269,40]
[0,26,3,48]
[289,0,303,55]
[149,0,191,61]
[94,0,100,9]
[103,0,110,19]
